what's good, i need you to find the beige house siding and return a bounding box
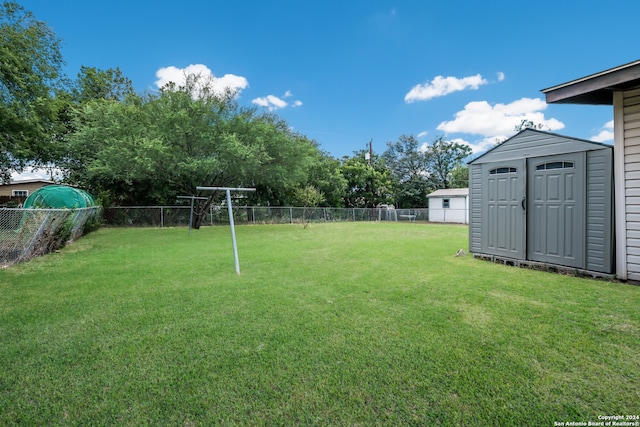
[0,180,53,198]
[622,88,640,281]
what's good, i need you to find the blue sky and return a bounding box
[16,0,640,168]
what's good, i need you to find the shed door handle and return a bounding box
[521,197,526,212]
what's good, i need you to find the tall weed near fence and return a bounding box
[0,207,101,268]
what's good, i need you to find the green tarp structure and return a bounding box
[23,185,97,209]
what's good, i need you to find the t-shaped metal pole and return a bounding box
[196,186,256,274]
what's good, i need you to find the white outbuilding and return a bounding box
[427,188,469,224]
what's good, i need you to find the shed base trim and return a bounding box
[472,253,616,281]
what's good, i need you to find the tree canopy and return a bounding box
[63,74,319,214]
[0,1,64,181]
[423,136,472,190]
[340,150,394,208]
[382,134,471,207]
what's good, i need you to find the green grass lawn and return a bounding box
[0,222,638,425]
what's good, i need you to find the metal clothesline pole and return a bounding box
[196,186,256,275]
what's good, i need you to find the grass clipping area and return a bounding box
[0,223,638,425]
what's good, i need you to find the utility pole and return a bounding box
[369,138,373,167]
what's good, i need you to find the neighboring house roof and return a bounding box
[427,188,469,198]
[541,59,640,105]
[4,179,55,186]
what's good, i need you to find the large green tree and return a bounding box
[71,66,135,103]
[302,149,346,207]
[0,1,65,181]
[383,134,431,208]
[49,66,136,169]
[424,136,472,190]
[340,150,394,208]
[64,73,320,224]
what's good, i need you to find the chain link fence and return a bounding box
[1,205,467,267]
[0,207,101,268]
[101,206,471,227]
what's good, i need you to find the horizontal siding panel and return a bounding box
[627,213,640,222]
[624,93,640,106]
[623,105,640,118]
[625,196,640,205]
[626,204,640,214]
[626,221,640,230]
[469,164,482,252]
[587,245,604,254]
[624,86,640,98]
[626,91,640,278]
[626,188,640,197]
[624,94,640,107]
[624,136,640,148]
[624,171,640,180]
[625,121,640,132]
[624,108,640,120]
[625,197,640,205]
[625,128,640,139]
[625,111,640,123]
[623,144,640,155]
[624,163,640,173]
[628,264,640,274]
[625,179,640,189]
[625,153,640,164]
[626,255,640,266]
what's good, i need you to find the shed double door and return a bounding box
[482,159,526,258]
[482,153,585,268]
[527,152,585,268]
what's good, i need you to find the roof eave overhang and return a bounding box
[542,60,640,105]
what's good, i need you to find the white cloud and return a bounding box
[417,131,429,138]
[11,166,62,182]
[252,95,288,111]
[469,136,507,154]
[252,90,303,111]
[590,120,614,143]
[497,72,505,81]
[155,64,248,96]
[404,74,488,103]
[436,97,564,137]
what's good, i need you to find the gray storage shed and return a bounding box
[468,128,614,273]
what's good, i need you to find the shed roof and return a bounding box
[542,59,640,105]
[427,188,468,198]
[468,128,611,165]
